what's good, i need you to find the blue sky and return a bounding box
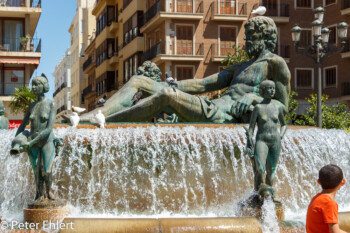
[34,0,76,99]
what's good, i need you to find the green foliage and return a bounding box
[294,94,350,129]
[9,86,36,115]
[285,91,299,123]
[221,44,250,68]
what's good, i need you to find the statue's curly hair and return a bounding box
[245,16,278,53]
[136,61,162,82]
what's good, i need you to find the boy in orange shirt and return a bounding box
[306,164,347,233]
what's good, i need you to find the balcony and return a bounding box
[341,38,350,58]
[53,82,67,97]
[0,37,41,55]
[122,27,142,48]
[265,4,290,23]
[83,85,92,97]
[145,41,204,64]
[0,0,41,36]
[211,1,248,22]
[341,0,350,15]
[141,0,203,33]
[0,0,41,8]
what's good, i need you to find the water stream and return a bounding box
[0,126,349,228]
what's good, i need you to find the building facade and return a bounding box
[81,0,350,114]
[68,0,96,109]
[53,49,71,122]
[0,0,42,121]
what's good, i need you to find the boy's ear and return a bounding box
[317,179,321,185]
[341,179,346,186]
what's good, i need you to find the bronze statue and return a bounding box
[0,100,9,129]
[78,16,290,124]
[11,74,57,202]
[246,80,287,197]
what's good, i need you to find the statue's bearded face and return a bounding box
[244,22,265,59]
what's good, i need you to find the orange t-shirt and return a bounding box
[306,193,338,233]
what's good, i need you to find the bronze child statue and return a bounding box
[246,80,287,202]
[11,74,58,203]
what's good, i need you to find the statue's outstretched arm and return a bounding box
[27,102,56,147]
[177,68,235,94]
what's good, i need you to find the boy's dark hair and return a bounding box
[318,164,344,189]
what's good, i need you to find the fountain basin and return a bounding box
[60,217,262,233]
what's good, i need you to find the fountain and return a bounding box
[0,125,349,232]
[0,16,349,232]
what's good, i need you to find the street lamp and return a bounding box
[291,7,349,128]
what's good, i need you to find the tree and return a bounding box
[221,44,250,68]
[285,91,299,123]
[294,94,350,129]
[9,86,36,115]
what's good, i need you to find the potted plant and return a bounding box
[20,36,27,51]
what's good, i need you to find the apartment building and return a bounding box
[53,49,71,122]
[82,0,350,114]
[68,0,96,109]
[0,0,42,122]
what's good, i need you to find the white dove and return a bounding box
[95,110,105,128]
[70,112,80,128]
[72,106,86,114]
[165,72,178,92]
[251,6,266,15]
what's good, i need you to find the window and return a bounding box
[123,11,143,45]
[177,0,193,13]
[176,25,193,55]
[81,20,85,34]
[219,27,236,56]
[299,30,312,47]
[328,26,336,44]
[325,0,336,5]
[2,20,24,51]
[107,6,115,26]
[296,0,311,7]
[4,67,25,95]
[296,69,313,88]
[324,66,336,87]
[123,52,143,82]
[176,66,194,80]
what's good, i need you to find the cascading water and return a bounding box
[0,126,349,226]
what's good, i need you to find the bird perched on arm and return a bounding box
[132,88,143,106]
[95,110,105,128]
[95,94,107,107]
[70,112,80,128]
[72,106,86,115]
[165,72,178,92]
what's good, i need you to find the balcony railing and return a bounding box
[342,38,350,53]
[123,0,132,9]
[211,1,247,15]
[211,42,237,57]
[275,45,290,58]
[145,41,204,60]
[53,82,67,97]
[83,56,93,71]
[0,38,41,52]
[144,0,204,25]
[83,85,92,97]
[342,82,350,96]
[57,105,67,114]
[342,0,350,9]
[123,27,141,47]
[265,4,290,17]
[0,0,41,7]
